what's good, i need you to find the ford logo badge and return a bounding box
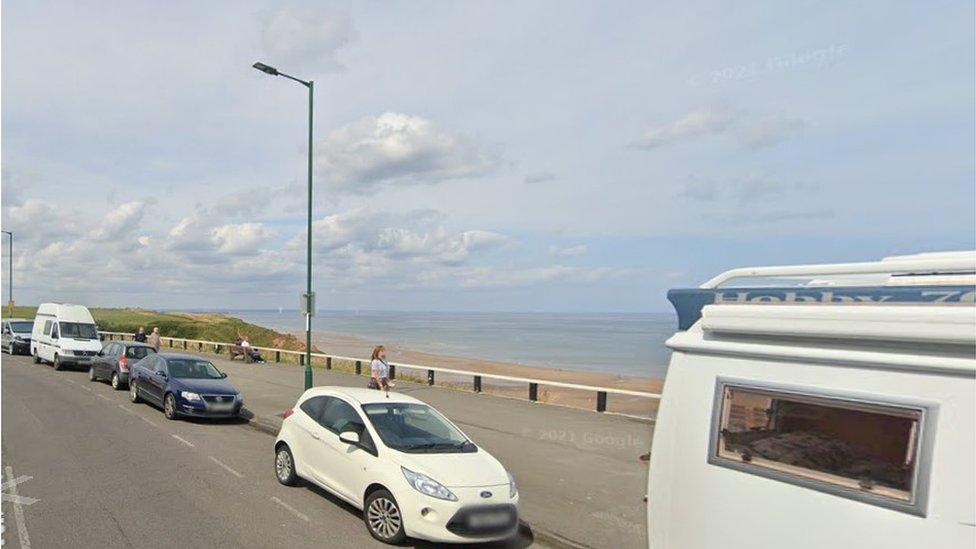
[480,491,492,498]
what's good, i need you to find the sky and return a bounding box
[1,0,974,313]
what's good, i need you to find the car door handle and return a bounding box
[310,432,320,440]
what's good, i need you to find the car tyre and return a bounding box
[53,354,63,371]
[364,489,406,545]
[111,372,122,390]
[88,367,97,381]
[274,445,299,486]
[163,393,178,420]
[129,380,141,403]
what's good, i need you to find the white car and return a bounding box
[274,387,519,544]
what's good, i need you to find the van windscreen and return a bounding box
[60,322,98,339]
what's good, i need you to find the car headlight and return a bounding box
[401,467,457,501]
[13,335,22,341]
[508,471,518,498]
[181,391,202,402]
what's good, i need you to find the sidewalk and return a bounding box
[205,353,652,549]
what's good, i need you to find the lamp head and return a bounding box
[252,62,279,76]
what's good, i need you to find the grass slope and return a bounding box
[3,306,314,352]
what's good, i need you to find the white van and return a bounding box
[31,303,103,370]
[647,252,975,549]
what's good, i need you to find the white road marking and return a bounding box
[118,404,138,415]
[171,434,195,447]
[97,394,111,401]
[4,466,32,548]
[64,379,76,384]
[140,416,158,427]
[208,456,245,478]
[80,385,92,392]
[270,496,310,522]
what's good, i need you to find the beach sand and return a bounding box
[302,330,666,418]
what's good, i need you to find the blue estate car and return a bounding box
[129,353,243,420]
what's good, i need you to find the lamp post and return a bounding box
[252,61,315,390]
[1,231,12,316]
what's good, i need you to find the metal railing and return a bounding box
[99,331,661,414]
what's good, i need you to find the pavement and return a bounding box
[2,349,653,548]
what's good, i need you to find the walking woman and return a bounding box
[369,345,393,391]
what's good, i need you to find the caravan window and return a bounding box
[711,382,927,513]
[59,322,98,339]
[43,320,53,335]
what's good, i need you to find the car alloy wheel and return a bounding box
[88,367,97,381]
[111,372,120,390]
[164,393,177,420]
[129,381,141,403]
[365,490,405,544]
[275,447,298,486]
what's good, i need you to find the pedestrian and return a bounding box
[241,336,264,363]
[133,326,147,343]
[148,327,161,351]
[369,345,394,391]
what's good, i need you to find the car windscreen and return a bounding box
[362,403,473,453]
[59,322,98,339]
[125,346,155,360]
[10,321,32,334]
[167,359,223,379]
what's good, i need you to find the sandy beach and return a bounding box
[301,330,666,418]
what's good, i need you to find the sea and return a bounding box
[223,310,676,379]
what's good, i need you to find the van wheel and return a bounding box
[129,380,141,403]
[163,393,178,420]
[364,489,406,544]
[53,355,63,371]
[32,351,40,364]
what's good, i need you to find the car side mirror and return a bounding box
[339,431,361,445]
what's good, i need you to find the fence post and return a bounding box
[355,360,362,375]
[529,383,538,402]
[427,370,435,386]
[275,350,280,363]
[474,375,482,393]
[300,354,305,366]
[168,338,173,348]
[183,340,187,350]
[389,364,395,380]
[596,391,608,413]
[326,356,332,370]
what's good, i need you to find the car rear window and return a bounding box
[10,321,32,333]
[125,346,155,359]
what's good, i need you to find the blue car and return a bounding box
[129,353,243,420]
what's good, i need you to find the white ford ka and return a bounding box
[274,387,519,544]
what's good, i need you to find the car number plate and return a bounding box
[468,510,510,528]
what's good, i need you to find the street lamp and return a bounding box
[252,61,315,390]
[1,231,12,316]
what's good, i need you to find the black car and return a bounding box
[88,341,157,390]
[2,318,33,355]
[129,353,243,420]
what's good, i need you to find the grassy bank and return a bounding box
[3,306,315,353]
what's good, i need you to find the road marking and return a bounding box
[208,456,245,478]
[64,379,76,384]
[140,416,158,427]
[80,385,92,392]
[97,394,112,401]
[118,404,138,415]
[270,496,310,522]
[171,434,195,447]
[4,466,33,548]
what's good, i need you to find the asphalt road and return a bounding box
[0,353,541,549]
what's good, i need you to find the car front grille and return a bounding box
[72,350,98,357]
[202,395,236,404]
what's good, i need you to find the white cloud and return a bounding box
[261,2,356,72]
[316,112,501,194]
[548,244,589,257]
[211,223,278,255]
[634,107,805,149]
[88,201,147,241]
[524,171,557,184]
[456,265,626,288]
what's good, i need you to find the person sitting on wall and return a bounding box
[134,326,147,343]
[241,337,264,363]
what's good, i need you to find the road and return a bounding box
[0,354,540,549]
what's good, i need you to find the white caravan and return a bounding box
[31,303,102,370]
[647,252,976,549]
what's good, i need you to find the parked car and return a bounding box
[2,318,34,355]
[129,353,243,420]
[274,387,519,545]
[89,341,156,390]
[31,303,101,370]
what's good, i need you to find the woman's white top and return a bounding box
[371,358,389,379]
